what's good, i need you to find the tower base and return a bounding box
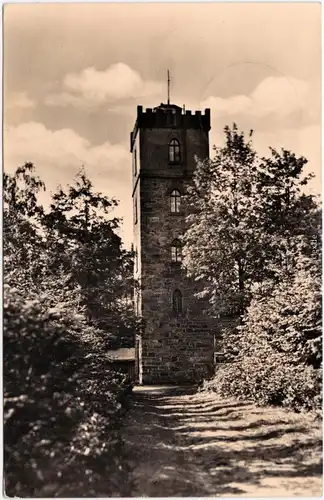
[136,317,215,385]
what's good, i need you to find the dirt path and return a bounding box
[122,385,322,497]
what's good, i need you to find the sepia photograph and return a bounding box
[3,1,322,497]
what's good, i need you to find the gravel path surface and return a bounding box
[122,385,322,497]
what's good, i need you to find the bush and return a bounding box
[206,256,322,413]
[3,165,135,496]
[207,352,321,412]
[4,283,132,497]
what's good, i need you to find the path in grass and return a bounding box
[122,386,322,497]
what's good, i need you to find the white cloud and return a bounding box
[251,76,309,118]
[4,122,133,247]
[202,76,311,119]
[202,75,321,194]
[253,124,321,194]
[45,63,164,108]
[5,91,35,110]
[44,92,91,109]
[208,123,321,195]
[202,95,251,116]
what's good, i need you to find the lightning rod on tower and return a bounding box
[167,69,170,105]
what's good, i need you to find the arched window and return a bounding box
[171,239,182,263]
[170,189,181,213]
[169,139,181,163]
[172,289,182,314]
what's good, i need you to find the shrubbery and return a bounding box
[4,283,131,496]
[205,254,322,412]
[4,164,135,496]
[206,352,321,412]
[184,125,322,412]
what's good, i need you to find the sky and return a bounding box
[4,2,321,248]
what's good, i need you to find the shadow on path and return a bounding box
[122,386,322,497]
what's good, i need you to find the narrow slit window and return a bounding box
[133,148,137,176]
[134,196,138,224]
[170,190,181,213]
[169,139,181,163]
[171,239,182,263]
[172,289,183,314]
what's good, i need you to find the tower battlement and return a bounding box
[130,104,210,152]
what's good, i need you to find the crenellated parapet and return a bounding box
[130,103,211,152]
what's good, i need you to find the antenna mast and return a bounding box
[167,69,170,105]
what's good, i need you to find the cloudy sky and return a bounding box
[4,2,321,247]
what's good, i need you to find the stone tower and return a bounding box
[131,103,214,384]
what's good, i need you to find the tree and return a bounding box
[4,162,45,217]
[42,170,136,342]
[3,164,134,496]
[182,124,320,317]
[255,147,321,280]
[188,127,322,411]
[4,163,46,287]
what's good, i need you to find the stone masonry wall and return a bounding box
[140,317,214,384]
[137,163,213,383]
[132,111,213,384]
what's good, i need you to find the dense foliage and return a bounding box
[183,125,320,316]
[205,253,322,412]
[4,163,135,496]
[42,172,135,336]
[184,125,322,411]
